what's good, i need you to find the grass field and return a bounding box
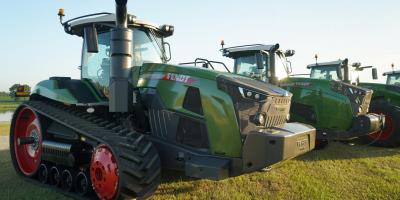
[0,123,10,136]
[0,103,19,111]
[0,92,22,111]
[0,123,399,200]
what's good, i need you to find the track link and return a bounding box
[14,100,161,199]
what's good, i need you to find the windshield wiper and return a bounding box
[148,30,167,62]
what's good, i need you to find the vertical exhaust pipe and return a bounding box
[342,59,350,83]
[270,43,280,84]
[110,0,132,112]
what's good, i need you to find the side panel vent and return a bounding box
[183,87,203,115]
[176,117,209,149]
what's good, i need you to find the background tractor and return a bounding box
[307,60,400,146]
[188,43,384,148]
[9,1,316,199]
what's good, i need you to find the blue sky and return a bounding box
[0,0,399,91]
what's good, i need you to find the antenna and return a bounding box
[392,63,395,71]
[314,54,318,65]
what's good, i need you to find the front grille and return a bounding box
[264,96,291,128]
[330,81,372,116]
[217,75,291,135]
[359,91,372,115]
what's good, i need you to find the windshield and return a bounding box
[310,66,341,80]
[234,54,268,81]
[387,74,400,85]
[81,28,165,94]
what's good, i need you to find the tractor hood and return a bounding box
[140,63,290,97]
[281,77,373,116]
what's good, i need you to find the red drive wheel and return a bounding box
[368,113,394,141]
[90,144,119,200]
[12,106,42,177]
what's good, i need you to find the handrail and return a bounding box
[180,58,231,73]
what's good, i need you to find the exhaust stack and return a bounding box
[110,0,132,112]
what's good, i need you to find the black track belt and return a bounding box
[20,100,161,200]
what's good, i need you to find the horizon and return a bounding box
[1,0,399,91]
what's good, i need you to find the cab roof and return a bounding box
[383,70,400,76]
[307,60,345,69]
[64,13,167,37]
[222,44,279,58]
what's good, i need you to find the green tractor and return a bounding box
[307,59,400,146]
[196,43,384,148]
[9,1,316,199]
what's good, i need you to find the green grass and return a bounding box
[0,103,19,111]
[1,122,399,199]
[0,123,10,136]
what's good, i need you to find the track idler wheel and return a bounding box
[37,164,48,183]
[10,106,43,177]
[90,144,119,200]
[49,166,61,186]
[75,171,92,196]
[61,169,74,192]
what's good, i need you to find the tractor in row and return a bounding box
[182,43,385,148]
[9,1,316,199]
[306,59,400,146]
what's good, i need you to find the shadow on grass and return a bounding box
[297,140,400,162]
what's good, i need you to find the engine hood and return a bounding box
[141,63,290,97]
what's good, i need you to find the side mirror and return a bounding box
[372,68,378,80]
[256,53,264,69]
[285,49,295,57]
[84,25,99,53]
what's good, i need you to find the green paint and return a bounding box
[32,80,78,104]
[359,82,400,107]
[139,63,242,157]
[280,77,354,131]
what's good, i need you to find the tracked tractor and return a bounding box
[307,60,400,146]
[9,1,316,199]
[202,43,384,148]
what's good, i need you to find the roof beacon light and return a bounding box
[58,8,65,24]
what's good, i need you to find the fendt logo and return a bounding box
[296,138,308,151]
[162,73,195,85]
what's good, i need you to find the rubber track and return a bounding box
[22,100,161,199]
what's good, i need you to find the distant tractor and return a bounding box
[9,84,31,99]
[9,1,316,199]
[307,60,400,146]
[191,43,384,148]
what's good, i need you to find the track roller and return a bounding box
[49,166,61,186]
[37,164,48,183]
[75,171,92,196]
[61,169,74,192]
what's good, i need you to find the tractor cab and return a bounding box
[221,44,294,84]
[308,60,347,81]
[64,13,174,96]
[307,59,378,85]
[384,71,400,86]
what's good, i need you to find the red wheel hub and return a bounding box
[13,107,42,176]
[369,113,394,141]
[90,144,119,200]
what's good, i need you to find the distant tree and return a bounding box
[9,84,20,97]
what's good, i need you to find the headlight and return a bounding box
[252,112,266,126]
[238,87,267,101]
